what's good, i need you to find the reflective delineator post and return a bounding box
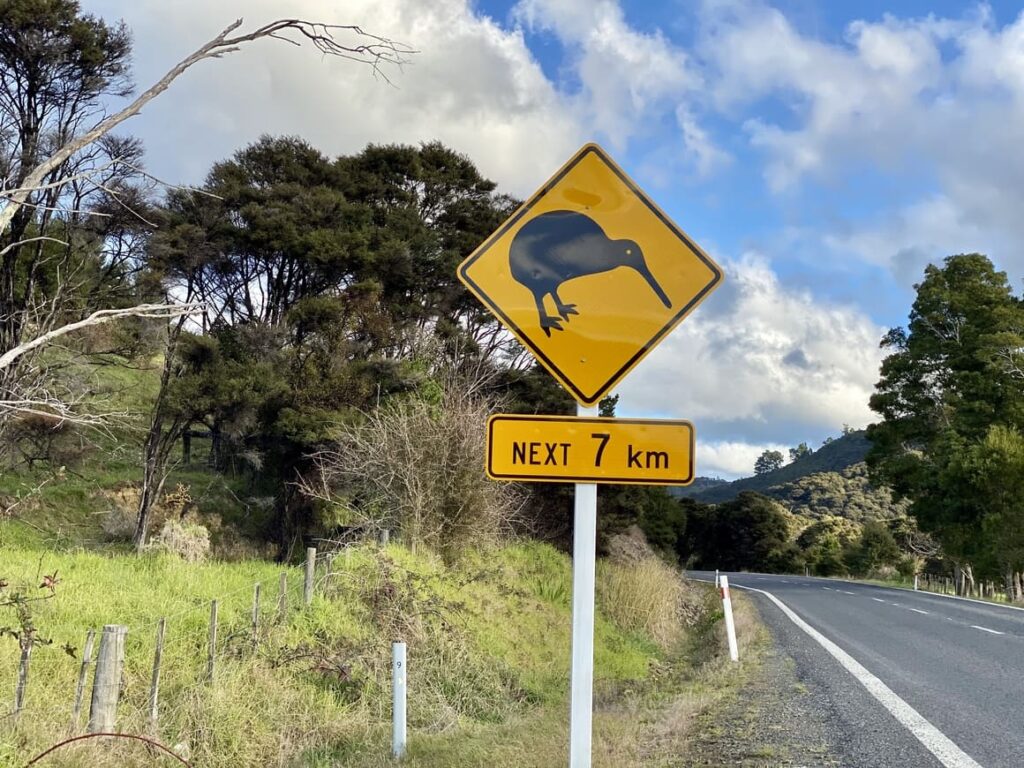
[714,568,720,588]
[569,403,598,767]
[392,642,407,758]
[720,575,739,662]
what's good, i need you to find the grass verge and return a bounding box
[0,541,761,767]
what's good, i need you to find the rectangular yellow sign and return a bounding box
[486,414,694,485]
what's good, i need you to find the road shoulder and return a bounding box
[683,596,841,767]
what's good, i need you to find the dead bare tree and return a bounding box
[0,303,200,373]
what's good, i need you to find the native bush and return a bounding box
[305,364,522,557]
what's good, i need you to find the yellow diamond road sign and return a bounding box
[458,143,723,405]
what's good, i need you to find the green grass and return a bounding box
[0,540,683,767]
[0,356,269,553]
[0,360,762,766]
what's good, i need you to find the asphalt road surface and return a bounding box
[688,571,1024,768]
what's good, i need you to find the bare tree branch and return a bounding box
[0,237,68,258]
[0,18,411,237]
[0,303,203,371]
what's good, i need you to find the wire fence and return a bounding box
[0,536,407,767]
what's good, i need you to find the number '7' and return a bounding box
[591,433,610,467]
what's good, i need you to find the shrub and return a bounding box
[152,519,211,561]
[305,365,522,558]
[597,555,684,650]
[100,503,137,540]
[844,520,900,576]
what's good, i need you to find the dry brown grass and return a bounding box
[597,555,685,650]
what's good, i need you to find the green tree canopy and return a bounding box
[845,520,901,575]
[867,254,1024,572]
[789,442,812,462]
[147,138,519,543]
[754,449,784,475]
[682,492,797,572]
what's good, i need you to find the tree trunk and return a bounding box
[208,425,222,470]
[132,319,188,552]
[963,563,976,597]
[134,442,171,551]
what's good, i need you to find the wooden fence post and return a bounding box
[88,625,127,733]
[207,600,218,682]
[70,628,96,732]
[13,638,33,716]
[278,572,287,618]
[252,583,261,641]
[148,618,166,731]
[304,547,316,606]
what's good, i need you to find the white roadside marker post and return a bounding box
[392,642,407,759]
[720,575,739,662]
[914,574,919,591]
[715,568,719,588]
[569,403,599,768]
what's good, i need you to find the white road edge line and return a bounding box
[732,582,983,768]
[971,625,1004,636]
[830,577,1024,614]
[909,608,929,615]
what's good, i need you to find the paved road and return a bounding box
[689,571,1024,768]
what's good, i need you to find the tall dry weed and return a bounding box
[597,556,684,650]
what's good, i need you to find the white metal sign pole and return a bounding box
[569,402,598,767]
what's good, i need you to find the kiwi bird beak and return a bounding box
[636,262,671,308]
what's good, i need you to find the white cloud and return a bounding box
[83,0,732,194]
[88,0,582,195]
[823,194,1002,283]
[513,0,727,174]
[699,440,790,479]
[617,253,884,439]
[699,3,950,190]
[695,3,1024,277]
[676,105,731,177]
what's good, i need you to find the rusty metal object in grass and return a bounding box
[25,732,193,766]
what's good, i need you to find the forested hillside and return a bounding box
[675,432,906,523]
[678,431,870,504]
[768,463,909,522]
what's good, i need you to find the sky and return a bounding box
[83,0,1024,478]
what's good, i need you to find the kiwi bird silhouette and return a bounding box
[509,210,671,336]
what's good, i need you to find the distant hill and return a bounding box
[767,462,909,521]
[677,431,871,503]
[675,476,729,495]
[672,430,906,522]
